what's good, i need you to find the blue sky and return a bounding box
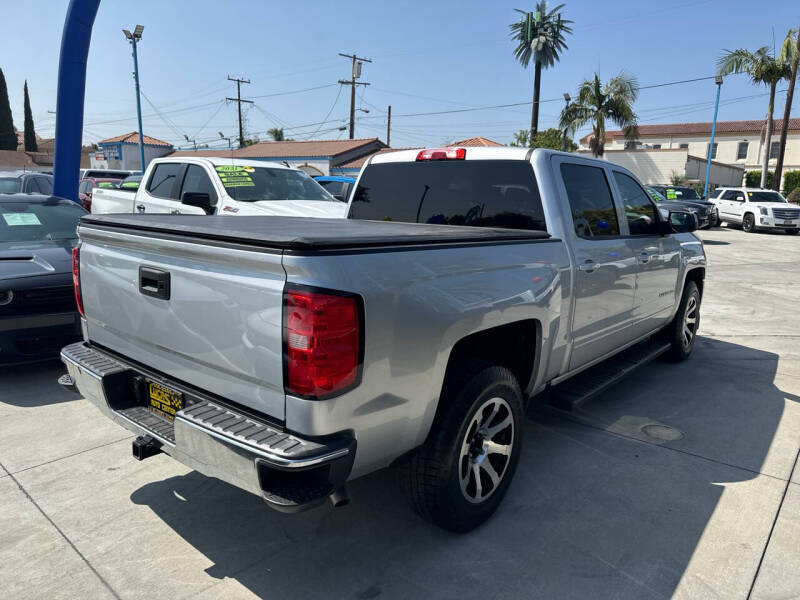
[1,0,798,149]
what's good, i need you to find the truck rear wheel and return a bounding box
[665,281,700,362]
[398,364,524,532]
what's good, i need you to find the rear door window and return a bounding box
[613,172,659,235]
[560,163,620,238]
[36,177,53,195]
[349,160,547,231]
[147,163,183,199]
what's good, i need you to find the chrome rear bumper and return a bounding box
[60,342,354,511]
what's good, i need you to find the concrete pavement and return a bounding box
[1,225,798,599]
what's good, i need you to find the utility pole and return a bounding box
[703,75,723,199]
[226,76,252,148]
[562,93,571,151]
[123,26,145,173]
[386,105,391,146]
[338,53,371,139]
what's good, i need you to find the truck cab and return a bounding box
[91,157,347,219]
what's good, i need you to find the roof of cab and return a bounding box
[153,156,291,170]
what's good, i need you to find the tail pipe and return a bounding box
[329,486,350,508]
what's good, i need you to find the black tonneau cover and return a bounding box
[80,214,551,251]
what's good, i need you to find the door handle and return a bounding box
[577,260,596,273]
[139,266,170,300]
[170,209,181,215]
[136,204,146,213]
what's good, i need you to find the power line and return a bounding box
[300,85,345,140]
[244,83,338,100]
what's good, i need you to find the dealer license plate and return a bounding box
[146,380,183,421]
[784,221,795,226]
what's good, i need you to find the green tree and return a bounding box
[773,27,800,191]
[745,170,774,188]
[267,127,285,141]
[509,127,576,151]
[0,68,16,151]
[782,170,800,195]
[670,171,687,185]
[560,72,639,158]
[717,30,797,188]
[23,80,37,152]
[510,2,572,140]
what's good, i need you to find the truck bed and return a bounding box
[80,214,552,251]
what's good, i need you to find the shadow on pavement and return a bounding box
[701,239,730,245]
[130,336,796,599]
[0,359,76,407]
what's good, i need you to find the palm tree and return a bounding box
[510,2,572,140]
[773,27,799,191]
[559,72,639,158]
[267,127,285,141]
[718,32,796,188]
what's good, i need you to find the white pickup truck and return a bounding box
[91,156,347,218]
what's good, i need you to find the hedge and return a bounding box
[745,170,774,188]
[783,171,800,196]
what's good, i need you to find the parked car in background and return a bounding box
[79,168,133,180]
[117,174,142,191]
[1,194,85,365]
[0,171,54,196]
[710,187,800,234]
[313,175,355,202]
[62,148,705,531]
[78,178,122,212]
[91,157,347,218]
[646,186,715,228]
[647,185,719,228]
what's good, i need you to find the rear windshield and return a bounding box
[0,201,84,242]
[0,178,21,194]
[213,165,335,203]
[348,160,547,231]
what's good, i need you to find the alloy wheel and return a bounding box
[459,397,514,504]
[682,295,698,350]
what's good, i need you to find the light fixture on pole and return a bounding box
[219,131,232,149]
[562,93,571,152]
[703,75,723,199]
[123,25,146,173]
[183,134,196,151]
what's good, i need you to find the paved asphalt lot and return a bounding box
[2,225,799,600]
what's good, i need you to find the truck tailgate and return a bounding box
[78,224,287,421]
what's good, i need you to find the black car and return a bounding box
[0,170,54,195]
[0,194,85,364]
[646,186,718,228]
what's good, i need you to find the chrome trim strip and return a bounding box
[175,415,349,468]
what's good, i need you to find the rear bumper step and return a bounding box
[61,342,355,513]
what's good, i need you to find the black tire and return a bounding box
[665,281,700,362]
[785,229,799,235]
[397,364,524,532]
[742,212,756,233]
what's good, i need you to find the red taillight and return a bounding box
[284,288,361,399]
[416,147,466,161]
[72,245,84,317]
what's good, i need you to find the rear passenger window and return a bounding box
[560,163,620,238]
[180,165,217,205]
[613,172,659,235]
[36,177,53,195]
[349,160,547,231]
[147,163,182,199]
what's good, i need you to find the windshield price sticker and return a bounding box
[2,213,42,226]
[215,165,256,187]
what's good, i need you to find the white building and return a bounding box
[579,119,800,190]
[91,132,174,172]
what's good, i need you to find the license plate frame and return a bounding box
[146,379,183,421]
[783,220,795,226]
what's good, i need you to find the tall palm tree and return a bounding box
[510,2,572,140]
[267,127,285,141]
[773,27,799,191]
[718,32,796,188]
[559,72,639,158]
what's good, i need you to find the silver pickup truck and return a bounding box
[60,148,706,531]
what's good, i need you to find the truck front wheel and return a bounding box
[398,365,524,532]
[665,280,700,362]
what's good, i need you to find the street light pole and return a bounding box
[123,25,145,174]
[562,93,571,151]
[703,75,723,199]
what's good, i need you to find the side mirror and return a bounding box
[668,210,698,233]
[181,192,214,215]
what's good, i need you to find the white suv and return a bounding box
[709,187,800,234]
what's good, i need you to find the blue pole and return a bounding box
[52,0,102,202]
[131,37,146,175]
[703,78,723,199]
